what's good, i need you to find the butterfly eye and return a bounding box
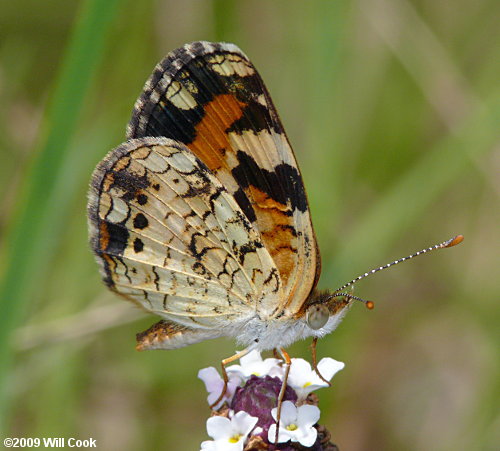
[306,304,329,330]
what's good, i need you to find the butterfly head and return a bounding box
[304,290,372,333]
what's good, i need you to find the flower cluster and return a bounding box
[198,351,344,450]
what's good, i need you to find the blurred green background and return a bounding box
[0,0,498,450]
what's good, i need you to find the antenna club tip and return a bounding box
[366,301,375,310]
[446,234,464,248]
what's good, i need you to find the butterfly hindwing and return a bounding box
[88,137,283,330]
[127,41,320,315]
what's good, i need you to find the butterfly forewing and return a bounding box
[88,138,282,329]
[127,41,320,315]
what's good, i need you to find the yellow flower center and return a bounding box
[286,423,298,431]
[303,381,312,388]
[228,434,242,444]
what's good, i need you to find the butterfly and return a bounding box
[87,41,463,404]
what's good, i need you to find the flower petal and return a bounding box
[239,350,263,366]
[286,357,345,400]
[288,358,313,384]
[296,425,318,447]
[207,391,227,410]
[231,410,258,436]
[229,351,282,379]
[199,367,223,392]
[268,424,293,444]
[257,358,282,377]
[200,367,241,409]
[226,364,245,379]
[268,402,319,447]
[214,439,246,451]
[279,400,298,425]
[206,416,232,441]
[297,404,320,427]
[317,357,345,381]
[200,440,217,450]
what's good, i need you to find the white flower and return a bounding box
[288,357,345,400]
[226,350,283,380]
[200,410,259,451]
[267,400,320,447]
[198,367,241,410]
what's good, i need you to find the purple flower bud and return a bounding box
[231,375,298,440]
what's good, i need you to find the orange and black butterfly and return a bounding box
[88,41,462,390]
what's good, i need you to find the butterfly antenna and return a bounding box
[333,235,464,306]
[332,292,375,310]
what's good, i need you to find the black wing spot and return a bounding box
[111,169,149,202]
[133,238,144,253]
[136,193,148,205]
[104,222,129,255]
[133,213,149,229]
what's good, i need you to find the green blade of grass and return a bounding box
[303,0,350,236]
[212,0,237,41]
[0,0,122,430]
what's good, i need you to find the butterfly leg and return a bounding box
[209,347,252,409]
[311,337,331,386]
[273,347,292,444]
